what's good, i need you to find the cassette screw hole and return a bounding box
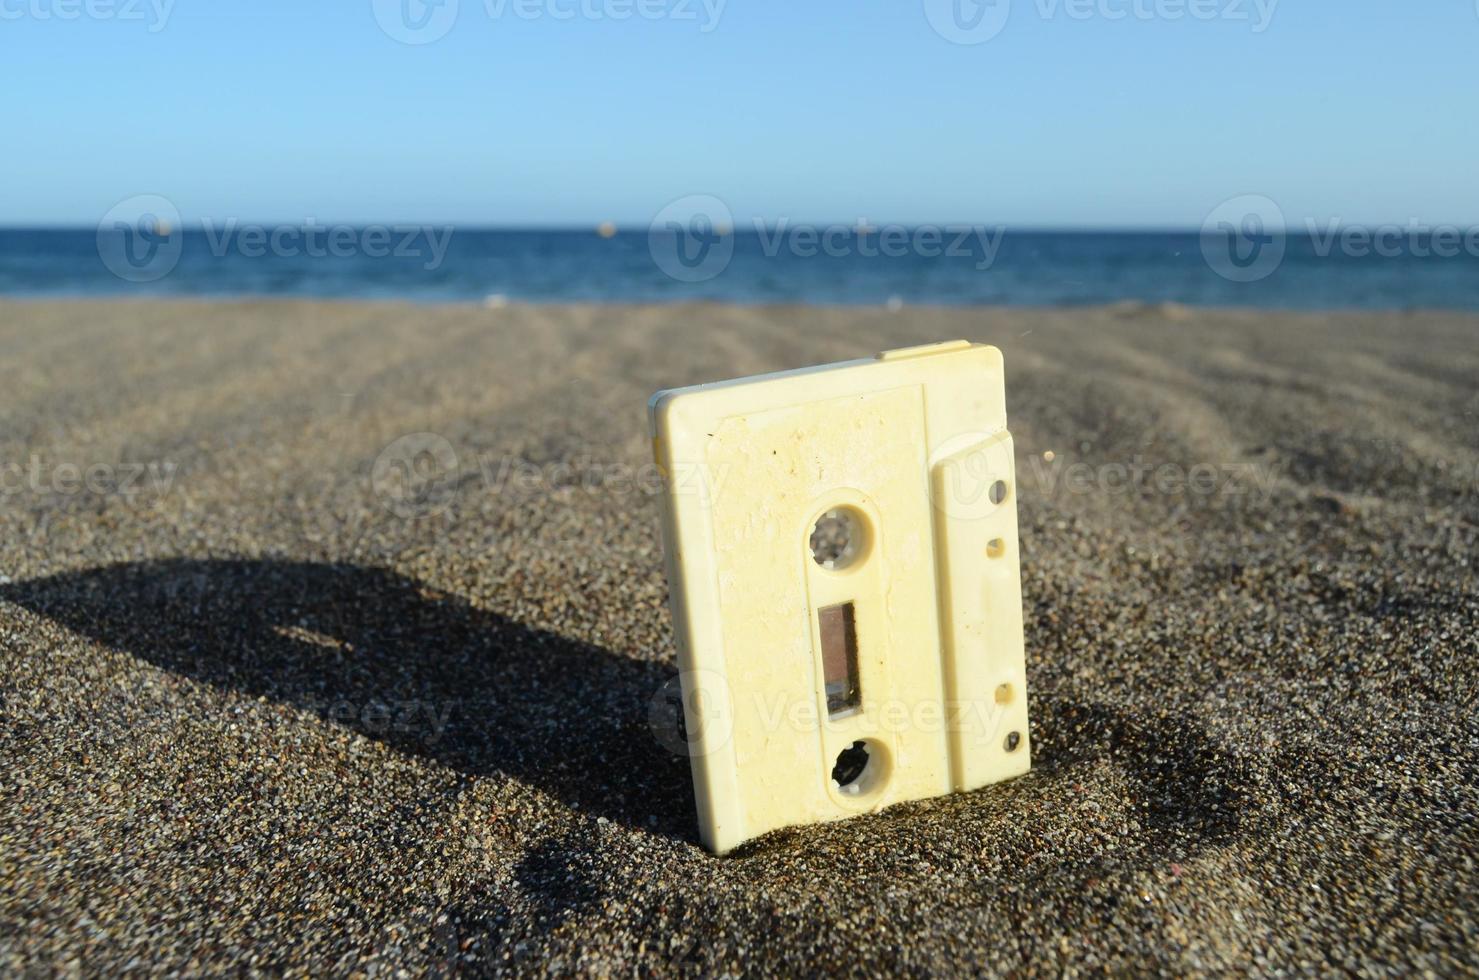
[995,683,1013,705]
[986,537,1006,558]
[1004,731,1022,752]
[832,740,870,787]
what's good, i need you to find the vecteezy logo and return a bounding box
[923,0,1011,44]
[648,195,736,283]
[930,430,1017,523]
[96,195,183,283]
[371,432,461,518]
[1201,194,1287,283]
[647,669,734,759]
[372,0,459,44]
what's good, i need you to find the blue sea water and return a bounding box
[2,227,1477,310]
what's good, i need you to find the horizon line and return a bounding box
[7,222,1469,235]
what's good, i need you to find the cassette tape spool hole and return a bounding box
[809,506,869,570]
[831,738,891,796]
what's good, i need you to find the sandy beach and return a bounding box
[1,297,1475,974]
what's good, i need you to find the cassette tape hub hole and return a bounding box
[832,741,869,786]
[810,507,869,570]
[988,480,1010,505]
[831,738,890,796]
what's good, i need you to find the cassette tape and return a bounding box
[649,340,1029,854]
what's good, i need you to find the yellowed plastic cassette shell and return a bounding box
[649,340,1029,854]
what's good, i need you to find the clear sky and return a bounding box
[2,0,1475,228]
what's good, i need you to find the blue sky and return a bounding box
[2,0,1475,228]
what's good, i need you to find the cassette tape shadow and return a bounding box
[2,559,694,839]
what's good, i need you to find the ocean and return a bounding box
[2,226,1477,310]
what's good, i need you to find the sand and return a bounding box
[0,297,1474,975]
